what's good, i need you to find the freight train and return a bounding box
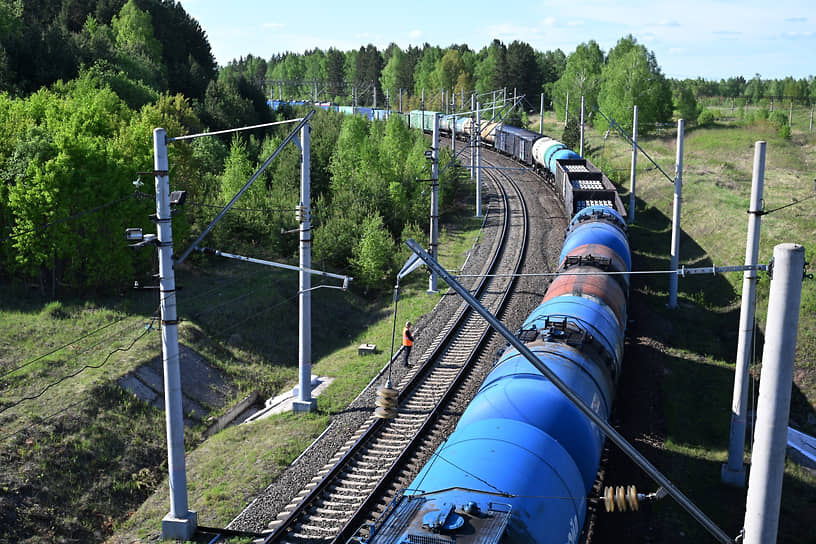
[366,110,628,544]
[273,99,629,543]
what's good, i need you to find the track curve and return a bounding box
[256,147,528,544]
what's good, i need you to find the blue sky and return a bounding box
[177,0,815,80]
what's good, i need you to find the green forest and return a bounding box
[2,0,814,296]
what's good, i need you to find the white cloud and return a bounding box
[542,17,556,26]
[784,16,807,23]
[567,20,585,27]
[263,22,284,29]
[656,19,680,27]
[782,31,814,38]
[409,29,422,39]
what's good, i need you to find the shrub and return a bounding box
[561,117,580,150]
[697,109,715,127]
[768,110,788,129]
[779,124,792,140]
[41,301,70,319]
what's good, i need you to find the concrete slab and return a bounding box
[117,343,237,427]
[244,375,334,422]
[117,374,158,403]
[135,364,164,392]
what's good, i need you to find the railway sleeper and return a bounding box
[339,471,382,483]
[326,483,368,499]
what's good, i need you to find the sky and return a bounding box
[176,0,815,81]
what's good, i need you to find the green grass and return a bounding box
[581,115,816,542]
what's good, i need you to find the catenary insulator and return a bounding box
[374,386,398,419]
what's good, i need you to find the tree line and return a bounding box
[3,0,811,294]
[227,38,816,134]
[224,37,675,134]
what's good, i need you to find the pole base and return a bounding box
[161,510,197,541]
[293,399,317,413]
[721,463,747,487]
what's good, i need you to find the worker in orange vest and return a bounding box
[402,321,414,367]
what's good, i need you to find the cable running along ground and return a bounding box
[0,317,157,416]
[1,312,141,380]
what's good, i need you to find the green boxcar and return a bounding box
[408,110,442,131]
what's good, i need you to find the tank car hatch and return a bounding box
[361,490,511,544]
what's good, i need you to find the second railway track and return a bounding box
[255,149,528,544]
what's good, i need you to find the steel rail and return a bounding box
[258,150,526,544]
[336,159,530,543]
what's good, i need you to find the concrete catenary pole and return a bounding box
[668,119,685,309]
[810,102,813,132]
[476,101,483,218]
[373,85,377,109]
[452,112,456,152]
[294,123,315,412]
[629,105,639,224]
[471,94,475,181]
[565,91,570,128]
[744,243,805,544]
[399,88,403,114]
[722,141,766,486]
[421,88,426,130]
[540,93,545,135]
[492,90,496,119]
[154,128,197,540]
[579,95,585,157]
[428,114,440,293]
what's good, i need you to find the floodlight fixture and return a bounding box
[126,227,144,242]
[169,190,187,206]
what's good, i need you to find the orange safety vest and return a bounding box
[402,327,413,347]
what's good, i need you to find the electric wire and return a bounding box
[0,398,88,443]
[1,312,140,380]
[0,316,157,416]
[184,201,295,214]
[761,192,816,215]
[168,118,304,142]
[176,265,278,309]
[387,284,400,384]
[1,193,144,244]
[592,106,676,184]
[452,265,768,279]
[414,447,510,497]
[217,291,301,335]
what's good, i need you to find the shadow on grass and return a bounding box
[596,312,816,544]
[629,200,751,356]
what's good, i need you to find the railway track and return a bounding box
[254,146,530,544]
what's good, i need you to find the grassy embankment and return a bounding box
[0,177,486,543]
[534,105,815,542]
